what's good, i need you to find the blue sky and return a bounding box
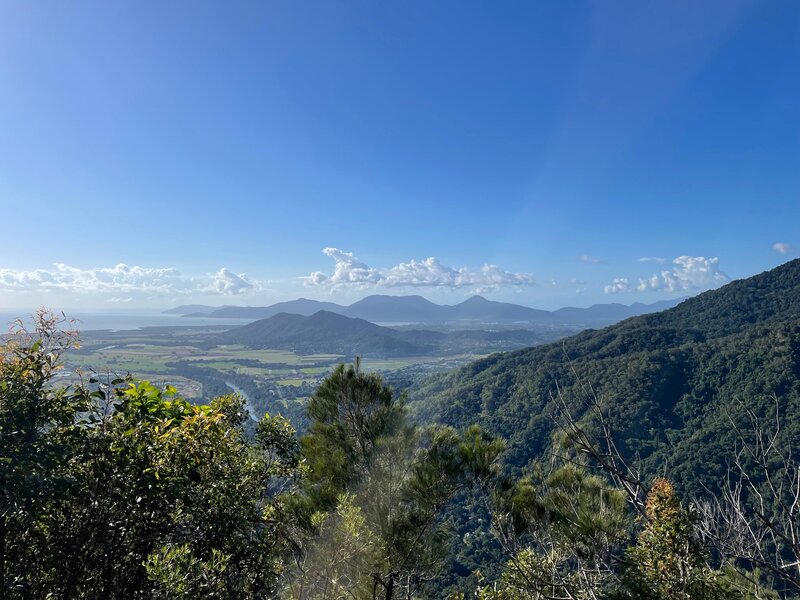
[0,1,797,310]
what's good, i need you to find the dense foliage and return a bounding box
[410,258,800,497]
[1,312,301,598]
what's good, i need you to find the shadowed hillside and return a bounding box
[410,259,800,495]
[214,310,571,357]
[215,310,433,357]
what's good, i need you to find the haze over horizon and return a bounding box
[1,1,797,311]
[160,292,685,314]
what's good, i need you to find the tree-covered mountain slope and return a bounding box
[214,310,566,357]
[216,310,434,356]
[409,259,800,495]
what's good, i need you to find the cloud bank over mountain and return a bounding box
[207,268,256,295]
[0,251,737,309]
[0,263,260,297]
[305,248,536,293]
[605,256,729,294]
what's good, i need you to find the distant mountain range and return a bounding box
[169,295,683,327]
[201,299,344,320]
[214,310,561,358]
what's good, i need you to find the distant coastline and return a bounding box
[0,311,253,333]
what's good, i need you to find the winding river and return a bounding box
[224,381,259,422]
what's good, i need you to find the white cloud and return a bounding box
[638,256,667,264]
[0,263,260,296]
[305,248,535,292]
[773,242,792,255]
[207,268,255,295]
[0,263,186,294]
[636,256,728,292]
[604,256,729,295]
[106,297,133,303]
[604,278,630,294]
[306,248,384,287]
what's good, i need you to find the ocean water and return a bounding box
[0,311,253,333]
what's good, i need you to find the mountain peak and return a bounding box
[462,295,490,304]
[216,310,431,357]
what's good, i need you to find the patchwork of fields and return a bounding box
[61,325,479,424]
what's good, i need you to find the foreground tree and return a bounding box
[288,361,504,599]
[618,478,729,600]
[0,311,85,594]
[697,399,800,595]
[298,359,408,518]
[471,462,627,599]
[1,313,302,598]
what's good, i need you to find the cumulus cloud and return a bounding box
[773,242,792,255]
[207,268,255,295]
[0,263,186,294]
[305,248,535,292]
[636,256,728,292]
[0,263,260,296]
[604,278,631,294]
[604,256,729,295]
[306,248,383,287]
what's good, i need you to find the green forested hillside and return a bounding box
[216,310,433,356]
[410,259,800,495]
[215,310,571,358]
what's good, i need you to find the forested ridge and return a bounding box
[411,258,800,495]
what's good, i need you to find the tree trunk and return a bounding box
[375,572,396,600]
[385,572,394,600]
[0,513,5,596]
